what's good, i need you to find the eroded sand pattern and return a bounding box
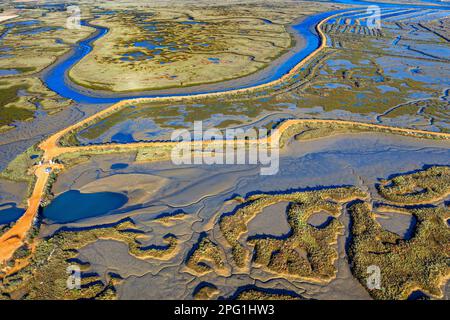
[0,0,449,301]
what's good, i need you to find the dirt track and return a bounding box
[1,12,449,270]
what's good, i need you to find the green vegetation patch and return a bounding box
[219,187,366,280]
[235,288,303,300]
[0,145,43,198]
[0,76,72,130]
[0,144,42,183]
[0,106,34,129]
[135,145,173,162]
[0,84,34,128]
[0,84,26,106]
[377,166,450,204]
[348,202,450,300]
[193,284,219,300]
[0,220,176,299]
[186,235,228,275]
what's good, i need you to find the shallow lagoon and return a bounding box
[0,69,20,76]
[43,133,449,299]
[1,0,449,300]
[15,26,62,36]
[0,203,24,225]
[39,0,450,103]
[45,133,450,230]
[42,190,128,223]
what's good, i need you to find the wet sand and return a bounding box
[40,133,449,299]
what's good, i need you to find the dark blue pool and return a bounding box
[0,203,25,225]
[42,190,128,223]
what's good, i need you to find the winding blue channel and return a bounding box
[42,10,347,104]
[40,1,450,104]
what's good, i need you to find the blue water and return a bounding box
[143,24,157,32]
[313,83,352,89]
[132,39,181,56]
[110,163,129,170]
[326,59,357,71]
[121,51,151,61]
[1,31,12,41]
[41,10,346,104]
[0,21,55,42]
[15,26,62,36]
[377,85,399,93]
[338,8,410,22]
[0,69,20,76]
[96,10,117,15]
[0,203,25,225]
[180,21,206,25]
[111,132,135,143]
[39,1,450,104]
[42,190,128,223]
[392,36,401,45]
[134,40,161,50]
[208,57,220,64]
[4,20,40,28]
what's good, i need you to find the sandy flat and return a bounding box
[79,173,170,205]
[0,14,18,23]
[247,201,291,237]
